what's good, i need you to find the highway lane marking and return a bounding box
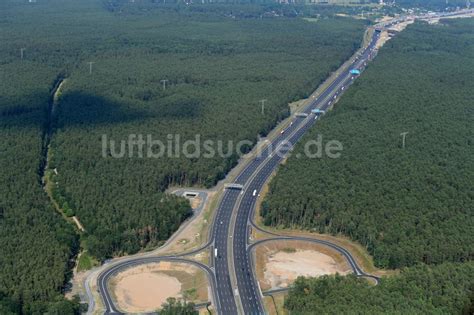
[96,26,387,315]
[230,42,379,312]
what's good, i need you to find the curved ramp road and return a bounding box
[248,238,380,283]
[229,32,381,314]
[98,256,219,314]
[95,10,468,313]
[96,29,381,315]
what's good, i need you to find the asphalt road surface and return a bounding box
[97,256,218,314]
[97,30,381,315]
[227,31,381,314]
[95,10,467,314]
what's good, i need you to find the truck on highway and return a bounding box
[350,69,361,75]
[214,248,218,258]
[295,112,309,118]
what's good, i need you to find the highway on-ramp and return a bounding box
[97,256,218,314]
[96,28,381,315]
[227,30,381,314]
[94,10,469,314]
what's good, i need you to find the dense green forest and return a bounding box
[262,19,474,269]
[101,0,378,17]
[101,0,376,9]
[21,0,364,260]
[0,61,80,313]
[285,262,474,314]
[0,0,366,312]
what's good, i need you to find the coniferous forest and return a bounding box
[263,19,473,269]
[285,262,474,314]
[261,19,474,312]
[0,0,366,312]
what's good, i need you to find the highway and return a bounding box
[228,30,381,314]
[97,28,381,315]
[94,10,470,314]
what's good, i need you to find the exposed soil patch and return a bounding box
[189,196,202,209]
[255,240,350,291]
[111,262,208,313]
[115,272,181,312]
[426,11,474,24]
[164,190,215,253]
[265,250,347,288]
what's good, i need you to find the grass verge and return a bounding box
[77,251,99,272]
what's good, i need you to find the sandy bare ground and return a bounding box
[110,262,208,313]
[427,12,474,24]
[375,20,414,49]
[166,191,215,253]
[375,31,390,49]
[65,270,87,300]
[190,196,202,209]
[255,240,351,291]
[115,272,181,312]
[264,250,349,289]
[112,263,182,313]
